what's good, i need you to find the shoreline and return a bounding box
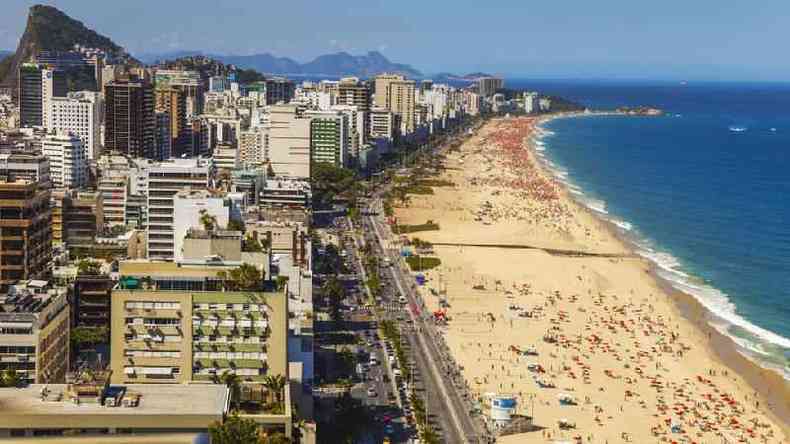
[392,115,789,442]
[531,112,790,433]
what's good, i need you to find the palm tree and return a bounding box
[263,374,287,408]
[199,209,218,232]
[220,370,242,410]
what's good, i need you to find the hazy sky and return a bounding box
[0,0,788,81]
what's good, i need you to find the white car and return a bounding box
[367,387,377,397]
[369,357,378,366]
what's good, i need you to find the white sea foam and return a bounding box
[611,219,633,231]
[534,115,790,379]
[583,198,608,214]
[638,247,790,353]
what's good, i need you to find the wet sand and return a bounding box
[392,116,790,443]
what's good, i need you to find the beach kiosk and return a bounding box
[488,394,517,428]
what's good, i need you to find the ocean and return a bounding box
[512,79,790,379]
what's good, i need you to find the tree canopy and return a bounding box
[77,259,102,275]
[208,413,260,444]
[311,163,358,209]
[217,263,263,291]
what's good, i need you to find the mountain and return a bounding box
[216,53,302,75]
[0,4,135,89]
[300,51,421,78]
[139,50,422,79]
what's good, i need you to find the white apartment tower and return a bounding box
[523,92,539,114]
[268,104,312,179]
[41,68,63,131]
[48,91,102,160]
[146,158,212,260]
[41,133,87,189]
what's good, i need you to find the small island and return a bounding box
[616,106,664,116]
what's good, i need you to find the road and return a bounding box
[363,203,485,444]
[338,220,416,443]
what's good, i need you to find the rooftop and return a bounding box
[0,384,228,430]
[185,229,243,240]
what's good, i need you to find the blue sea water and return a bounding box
[511,80,790,378]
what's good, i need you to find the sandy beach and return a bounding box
[391,116,790,443]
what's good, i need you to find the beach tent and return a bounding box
[557,393,577,405]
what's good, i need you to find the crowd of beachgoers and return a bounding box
[391,116,789,443]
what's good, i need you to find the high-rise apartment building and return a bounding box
[48,91,101,160]
[523,91,539,114]
[110,261,287,385]
[309,114,347,167]
[369,108,396,141]
[265,78,296,105]
[155,88,187,157]
[373,74,415,134]
[0,152,51,188]
[0,180,52,289]
[239,128,266,167]
[331,104,366,155]
[63,190,104,246]
[154,70,203,118]
[0,285,69,384]
[97,155,134,227]
[146,158,212,261]
[41,133,88,189]
[268,104,312,179]
[337,78,371,112]
[18,64,66,128]
[52,189,104,247]
[477,76,504,98]
[105,77,157,159]
[155,111,172,159]
[212,143,240,171]
[72,274,114,328]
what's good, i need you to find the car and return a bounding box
[384,424,394,435]
[367,387,377,397]
[369,357,378,366]
[393,368,402,377]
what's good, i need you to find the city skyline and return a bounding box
[0,0,789,81]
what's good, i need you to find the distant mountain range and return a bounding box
[0,5,490,86]
[138,50,423,79]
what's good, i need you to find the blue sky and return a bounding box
[1,0,788,81]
